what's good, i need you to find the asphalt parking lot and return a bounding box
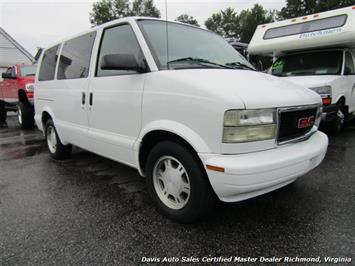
[0,115,354,265]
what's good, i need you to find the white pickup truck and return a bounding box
[34,17,328,223]
[249,6,355,133]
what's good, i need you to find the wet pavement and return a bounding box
[0,115,354,265]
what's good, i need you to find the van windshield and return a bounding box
[137,20,254,71]
[271,51,342,76]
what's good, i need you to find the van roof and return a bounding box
[44,17,202,50]
[248,5,355,56]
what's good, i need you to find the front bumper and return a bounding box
[199,131,328,202]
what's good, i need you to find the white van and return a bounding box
[249,6,355,133]
[35,17,328,223]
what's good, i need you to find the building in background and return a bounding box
[0,27,35,76]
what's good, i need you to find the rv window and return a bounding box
[38,45,60,81]
[264,15,347,40]
[272,51,342,76]
[344,52,355,74]
[57,32,96,80]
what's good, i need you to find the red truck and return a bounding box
[0,64,36,128]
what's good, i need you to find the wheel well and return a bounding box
[337,96,345,106]
[18,89,28,103]
[139,130,202,175]
[41,111,52,128]
[337,96,348,115]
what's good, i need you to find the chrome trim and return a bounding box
[276,104,321,145]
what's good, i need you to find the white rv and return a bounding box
[249,6,355,133]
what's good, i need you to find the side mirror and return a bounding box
[100,53,146,73]
[1,72,16,79]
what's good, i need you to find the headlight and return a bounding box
[309,86,332,106]
[25,83,35,92]
[223,109,277,143]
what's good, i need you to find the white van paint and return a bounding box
[35,17,328,221]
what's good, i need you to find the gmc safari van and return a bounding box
[249,6,355,134]
[35,17,328,223]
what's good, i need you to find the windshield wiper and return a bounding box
[225,62,255,71]
[167,57,232,69]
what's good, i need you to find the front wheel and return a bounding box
[17,102,34,129]
[45,119,72,160]
[146,141,215,223]
[327,103,345,135]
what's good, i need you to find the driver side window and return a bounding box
[344,52,355,74]
[96,24,144,77]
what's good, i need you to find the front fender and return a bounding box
[137,120,212,152]
[133,120,212,176]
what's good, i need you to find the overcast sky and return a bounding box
[0,0,286,56]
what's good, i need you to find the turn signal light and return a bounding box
[206,165,225,173]
[322,97,332,106]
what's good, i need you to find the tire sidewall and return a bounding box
[18,102,34,129]
[45,120,58,157]
[146,141,212,223]
[329,103,345,135]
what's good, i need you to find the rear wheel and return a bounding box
[146,141,215,223]
[17,102,34,129]
[45,119,72,160]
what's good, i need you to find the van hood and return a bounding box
[280,75,340,89]
[161,69,321,109]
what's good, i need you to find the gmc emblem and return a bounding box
[298,116,315,129]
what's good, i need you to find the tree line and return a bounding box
[90,0,355,43]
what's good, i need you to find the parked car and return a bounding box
[35,17,328,223]
[0,64,36,128]
[249,6,355,134]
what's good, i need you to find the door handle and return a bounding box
[82,92,86,105]
[89,92,93,106]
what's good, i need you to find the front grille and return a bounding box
[277,107,318,143]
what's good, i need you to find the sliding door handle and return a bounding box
[89,92,93,106]
[82,92,86,105]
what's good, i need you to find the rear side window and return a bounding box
[96,24,143,77]
[264,15,347,40]
[57,32,96,80]
[38,45,60,81]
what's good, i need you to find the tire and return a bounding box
[327,102,345,136]
[0,100,7,125]
[45,119,72,160]
[18,102,34,129]
[146,140,215,223]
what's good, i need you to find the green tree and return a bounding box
[204,5,273,42]
[278,0,355,19]
[175,14,200,26]
[129,0,160,17]
[90,0,160,26]
[205,8,239,38]
[238,4,274,43]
